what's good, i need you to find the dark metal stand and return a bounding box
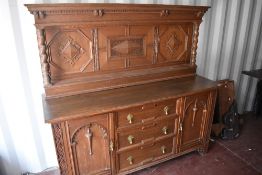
[242,69,262,117]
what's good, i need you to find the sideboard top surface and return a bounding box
[43,76,217,123]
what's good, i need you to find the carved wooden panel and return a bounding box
[45,27,94,77]
[27,4,209,98]
[179,92,210,151]
[67,114,112,175]
[44,24,192,79]
[98,25,154,70]
[157,24,192,64]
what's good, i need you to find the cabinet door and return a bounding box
[67,114,115,175]
[178,91,214,152]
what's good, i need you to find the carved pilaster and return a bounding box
[153,26,159,64]
[191,22,200,65]
[36,29,51,86]
[92,28,99,71]
[52,123,70,175]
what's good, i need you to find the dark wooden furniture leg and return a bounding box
[255,80,262,117]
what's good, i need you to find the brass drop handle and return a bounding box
[127,114,134,124]
[109,140,114,152]
[127,156,133,165]
[162,126,168,135]
[164,106,169,115]
[161,146,166,154]
[179,123,183,131]
[127,135,134,144]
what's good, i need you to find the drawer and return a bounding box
[117,137,174,172]
[117,100,176,128]
[117,116,178,150]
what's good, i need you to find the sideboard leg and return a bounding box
[197,142,209,156]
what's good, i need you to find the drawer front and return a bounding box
[117,137,174,172]
[117,100,176,128]
[117,116,178,150]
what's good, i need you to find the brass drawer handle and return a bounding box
[164,106,169,115]
[127,156,133,165]
[127,135,134,144]
[179,123,183,131]
[162,126,168,135]
[109,140,114,152]
[127,113,134,124]
[161,146,166,154]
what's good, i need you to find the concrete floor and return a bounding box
[38,113,262,175]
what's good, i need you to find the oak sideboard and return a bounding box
[26,3,217,175]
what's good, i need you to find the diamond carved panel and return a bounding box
[158,25,188,63]
[166,33,181,54]
[59,36,85,65]
[110,37,144,58]
[47,29,93,75]
[98,25,153,71]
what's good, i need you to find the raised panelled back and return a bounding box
[45,24,193,80]
[26,4,209,97]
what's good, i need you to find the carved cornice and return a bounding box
[29,9,174,16]
[27,7,208,20]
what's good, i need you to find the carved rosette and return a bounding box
[52,123,70,175]
[36,29,51,86]
[191,22,200,65]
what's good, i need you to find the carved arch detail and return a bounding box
[70,122,108,144]
[183,97,207,127]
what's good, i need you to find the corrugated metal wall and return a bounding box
[196,0,262,113]
[0,0,261,174]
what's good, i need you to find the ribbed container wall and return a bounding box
[0,0,261,174]
[195,0,262,113]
